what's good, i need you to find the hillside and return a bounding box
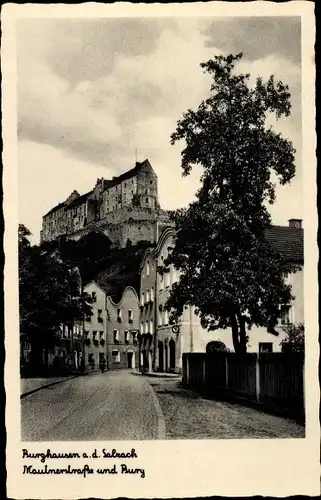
[40,232,153,299]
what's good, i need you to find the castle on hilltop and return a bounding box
[41,159,173,248]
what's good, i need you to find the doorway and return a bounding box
[158,341,164,371]
[164,344,168,372]
[127,352,134,369]
[169,339,176,371]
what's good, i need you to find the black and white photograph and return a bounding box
[3,1,317,498]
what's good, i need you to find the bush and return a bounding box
[281,323,304,354]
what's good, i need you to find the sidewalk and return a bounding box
[147,376,305,439]
[21,376,77,398]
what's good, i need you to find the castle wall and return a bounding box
[41,160,163,247]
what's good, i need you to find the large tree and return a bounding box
[164,53,299,353]
[19,225,92,366]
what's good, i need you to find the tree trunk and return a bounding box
[238,314,247,354]
[231,312,248,354]
[230,313,241,353]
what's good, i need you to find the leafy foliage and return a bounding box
[164,53,298,353]
[280,323,304,353]
[19,225,93,356]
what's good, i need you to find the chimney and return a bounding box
[288,219,302,229]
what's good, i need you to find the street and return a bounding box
[21,371,161,441]
[21,371,304,441]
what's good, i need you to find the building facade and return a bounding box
[139,251,157,372]
[139,227,219,374]
[41,160,173,248]
[139,221,304,372]
[83,282,140,370]
[83,282,108,369]
[106,286,140,370]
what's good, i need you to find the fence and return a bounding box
[183,351,304,421]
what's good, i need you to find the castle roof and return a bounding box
[43,159,154,219]
[66,190,93,209]
[102,159,154,190]
[43,201,66,218]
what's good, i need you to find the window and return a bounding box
[140,322,144,334]
[150,180,153,184]
[132,331,137,343]
[165,271,170,288]
[145,320,149,334]
[158,311,163,327]
[117,308,122,322]
[113,329,119,343]
[159,273,163,290]
[150,287,154,302]
[92,331,97,340]
[141,292,144,306]
[146,289,150,303]
[146,198,149,204]
[259,343,273,353]
[91,291,97,302]
[112,350,120,363]
[99,331,104,339]
[280,306,291,325]
[124,330,129,343]
[146,260,150,276]
[164,310,169,325]
[97,309,103,323]
[150,320,154,335]
[128,309,133,323]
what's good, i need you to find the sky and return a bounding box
[17,16,302,244]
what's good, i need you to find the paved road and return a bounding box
[21,371,161,441]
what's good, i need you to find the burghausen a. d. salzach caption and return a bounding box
[22,448,145,478]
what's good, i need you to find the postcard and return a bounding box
[2,1,318,498]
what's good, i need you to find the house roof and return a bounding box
[266,225,303,263]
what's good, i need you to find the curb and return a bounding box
[148,383,166,440]
[131,371,181,379]
[20,375,79,399]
